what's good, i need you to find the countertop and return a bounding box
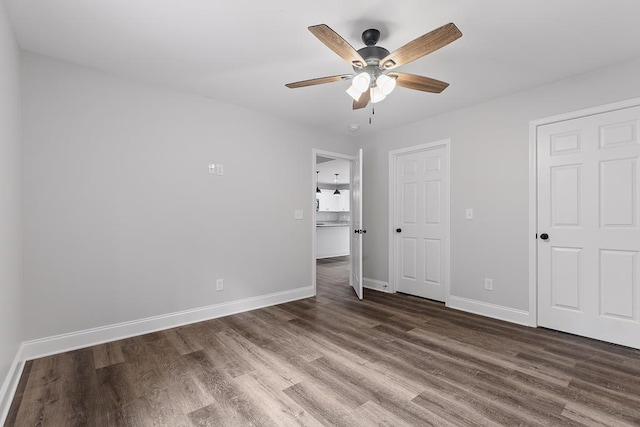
[316,222,350,227]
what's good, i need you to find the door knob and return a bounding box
[540,233,549,240]
[396,228,402,233]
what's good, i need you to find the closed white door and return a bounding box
[350,149,364,299]
[394,145,449,301]
[537,105,640,349]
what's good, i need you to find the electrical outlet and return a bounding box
[216,279,224,291]
[216,164,224,175]
[484,278,493,291]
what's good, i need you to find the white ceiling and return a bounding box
[7,0,640,136]
[317,158,350,185]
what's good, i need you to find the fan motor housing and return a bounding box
[355,46,390,69]
[355,28,389,68]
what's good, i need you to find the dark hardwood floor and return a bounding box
[5,256,640,426]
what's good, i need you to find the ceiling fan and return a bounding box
[285,23,462,110]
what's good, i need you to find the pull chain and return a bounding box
[369,88,374,125]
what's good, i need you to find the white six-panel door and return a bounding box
[537,105,640,349]
[394,145,449,301]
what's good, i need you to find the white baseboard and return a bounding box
[0,344,25,425]
[363,277,391,293]
[447,295,532,326]
[22,286,315,361]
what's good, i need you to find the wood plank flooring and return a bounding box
[5,256,640,426]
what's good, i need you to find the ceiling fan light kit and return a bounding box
[346,85,362,101]
[376,74,397,95]
[370,86,387,103]
[286,22,462,112]
[351,72,371,93]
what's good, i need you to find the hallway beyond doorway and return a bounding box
[316,256,351,297]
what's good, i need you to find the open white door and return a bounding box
[350,148,364,299]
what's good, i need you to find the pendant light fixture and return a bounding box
[333,173,341,195]
[316,171,321,193]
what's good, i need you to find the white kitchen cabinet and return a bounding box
[317,189,350,212]
[316,225,350,258]
[339,189,350,212]
[317,189,338,211]
[316,189,330,211]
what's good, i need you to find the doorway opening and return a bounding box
[314,153,352,296]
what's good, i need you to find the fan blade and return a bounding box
[353,89,370,110]
[308,24,366,68]
[380,23,462,70]
[286,74,352,89]
[391,73,449,93]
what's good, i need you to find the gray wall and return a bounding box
[0,0,22,395]
[15,35,640,348]
[22,53,355,340]
[360,57,640,312]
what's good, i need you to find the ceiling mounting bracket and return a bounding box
[361,28,381,46]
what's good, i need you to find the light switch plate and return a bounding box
[294,209,303,220]
[208,163,216,174]
[465,208,474,220]
[216,164,224,175]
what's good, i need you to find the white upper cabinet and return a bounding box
[339,189,350,212]
[317,189,337,211]
[317,189,350,212]
[316,158,351,212]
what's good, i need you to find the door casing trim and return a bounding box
[528,96,640,328]
[388,139,451,302]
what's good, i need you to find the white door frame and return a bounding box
[388,139,451,301]
[528,96,640,327]
[312,149,356,296]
